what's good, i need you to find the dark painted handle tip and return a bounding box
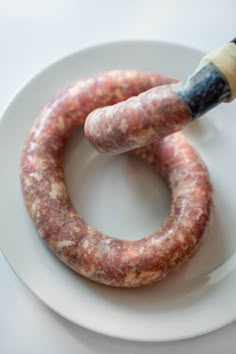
[230,38,236,44]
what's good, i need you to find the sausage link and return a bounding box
[84,83,191,154]
[21,70,213,287]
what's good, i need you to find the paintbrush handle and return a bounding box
[176,39,236,119]
[200,39,236,101]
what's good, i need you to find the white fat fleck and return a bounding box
[129,126,156,146]
[33,173,42,182]
[87,111,102,136]
[24,177,32,187]
[49,183,62,199]
[68,85,79,97]
[37,159,48,171]
[122,71,137,79]
[31,197,40,214]
[83,240,89,249]
[107,71,121,78]
[142,270,161,280]
[177,233,185,243]
[28,141,37,152]
[106,124,113,134]
[68,81,84,97]
[194,208,204,221]
[73,226,81,233]
[150,237,162,245]
[56,240,75,251]
[40,106,53,119]
[56,116,65,130]
[125,272,137,284]
[119,119,128,134]
[171,253,179,263]
[83,264,96,277]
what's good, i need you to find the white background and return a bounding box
[0,0,235,353]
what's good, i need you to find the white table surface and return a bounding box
[0,1,235,353]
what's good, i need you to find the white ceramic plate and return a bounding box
[1,41,236,342]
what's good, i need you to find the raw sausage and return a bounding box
[84,82,191,154]
[21,70,213,287]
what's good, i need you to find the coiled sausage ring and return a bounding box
[21,71,213,287]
